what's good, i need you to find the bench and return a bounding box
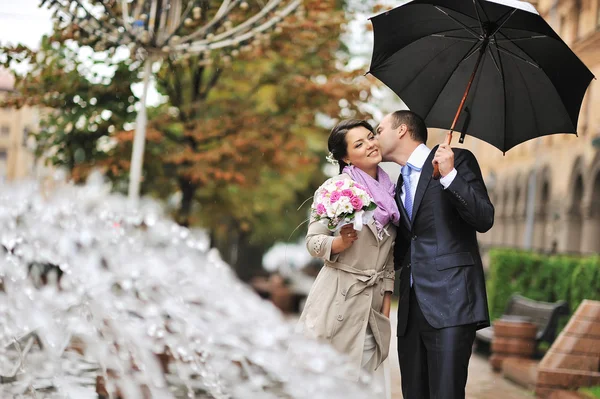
[476,294,570,351]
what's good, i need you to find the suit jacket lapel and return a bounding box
[411,145,437,221]
[396,174,412,231]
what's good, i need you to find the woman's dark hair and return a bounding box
[328,119,375,174]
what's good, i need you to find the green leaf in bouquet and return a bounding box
[365,202,377,211]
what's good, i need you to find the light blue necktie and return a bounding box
[401,165,413,220]
[402,165,415,287]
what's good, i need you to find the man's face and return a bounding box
[376,114,398,161]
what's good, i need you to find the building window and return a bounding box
[0,150,6,183]
[0,125,9,136]
[22,127,30,147]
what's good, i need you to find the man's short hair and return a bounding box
[391,110,428,144]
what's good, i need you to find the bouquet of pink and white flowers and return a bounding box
[311,179,377,232]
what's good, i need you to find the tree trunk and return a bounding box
[232,229,268,282]
[210,222,268,281]
[176,179,198,227]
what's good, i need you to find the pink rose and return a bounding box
[316,203,326,215]
[335,181,344,188]
[341,189,354,198]
[330,191,341,203]
[350,196,363,210]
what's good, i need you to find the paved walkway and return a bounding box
[388,306,534,399]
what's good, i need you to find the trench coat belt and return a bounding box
[325,261,384,300]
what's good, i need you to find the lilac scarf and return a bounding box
[342,165,400,235]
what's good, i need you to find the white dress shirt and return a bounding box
[400,144,457,206]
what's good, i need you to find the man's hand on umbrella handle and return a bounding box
[433,144,454,178]
[432,131,453,179]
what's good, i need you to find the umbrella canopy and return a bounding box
[368,0,595,153]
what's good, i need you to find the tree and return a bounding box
[0,36,139,176]
[1,0,374,279]
[99,0,372,276]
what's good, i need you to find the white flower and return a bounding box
[326,204,336,218]
[337,196,350,208]
[341,202,353,214]
[360,193,371,205]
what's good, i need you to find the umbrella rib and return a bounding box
[490,8,517,36]
[487,46,502,77]
[495,29,551,70]
[496,44,540,69]
[475,0,491,22]
[434,6,481,39]
[423,41,481,122]
[432,34,479,43]
[495,29,581,134]
[496,43,508,154]
[511,56,542,151]
[472,0,485,35]
[496,35,547,42]
[463,43,484,63]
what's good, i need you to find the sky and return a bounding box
[0,0,162,105]
[0,0,53,49]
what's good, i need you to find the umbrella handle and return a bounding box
[432,40,487,180]
[432,131,453,180]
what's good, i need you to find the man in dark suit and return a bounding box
[376,110,494,399]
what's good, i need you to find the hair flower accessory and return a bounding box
[325,152,338,166]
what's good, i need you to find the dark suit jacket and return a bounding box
[395,146,494,336]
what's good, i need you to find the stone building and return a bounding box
[426,0,600,254]
[0,70,38,182]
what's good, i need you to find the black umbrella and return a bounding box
[368,0,595,178]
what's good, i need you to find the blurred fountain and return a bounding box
[0,174,374,398]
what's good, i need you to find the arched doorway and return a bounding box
[514,175,529,248]
[491,182,507,246]
[562,158,585,253]
[502,179,515,247]
[581,168,600,253]
[533,169,551,251]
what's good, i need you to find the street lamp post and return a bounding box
[40,0,302,205]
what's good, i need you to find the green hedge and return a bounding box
[579,386,600,398]
[487,249,600,321]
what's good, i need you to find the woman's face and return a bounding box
[344,126,382,171]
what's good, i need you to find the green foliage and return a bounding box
[570,256,600,311]
[0,37,139,178]
[487,249,600,322]
[579,386,600,398]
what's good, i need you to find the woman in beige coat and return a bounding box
[298,119,399,396]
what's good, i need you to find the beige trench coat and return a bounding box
[298,173,396,378]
